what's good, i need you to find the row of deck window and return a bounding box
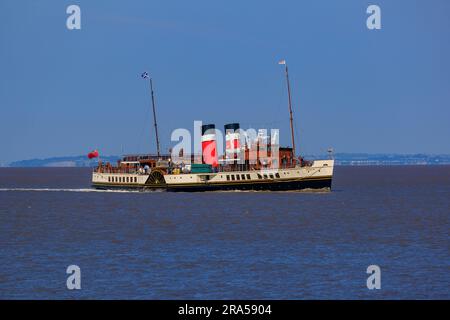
[225,172,280,181]
[108,176,138,183]
[226,173,251,181]
[257,173,281,180]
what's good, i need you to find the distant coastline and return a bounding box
[5,155,120,168]
[2,153,450,167]
[307,153,450,166]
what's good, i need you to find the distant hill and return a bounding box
[8,155,120,168]
[5,153,450,167]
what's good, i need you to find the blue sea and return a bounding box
[0,166,448,299]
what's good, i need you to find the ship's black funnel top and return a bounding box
[224,123,239,132]
[201,124,215,135]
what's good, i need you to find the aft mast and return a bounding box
[279,59,296,163]
[142,72,161,158]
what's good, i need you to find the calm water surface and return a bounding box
[0,166,448,299]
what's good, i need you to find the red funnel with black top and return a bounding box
[201,124,218,167]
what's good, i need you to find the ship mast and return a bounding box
[279,59,296,162]
[142,72,161,158]
[150,78,161,158]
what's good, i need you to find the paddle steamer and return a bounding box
[92,61,334,191]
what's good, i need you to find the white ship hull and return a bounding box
[92,160,334,192]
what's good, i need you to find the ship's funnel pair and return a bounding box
[201,123,240,167]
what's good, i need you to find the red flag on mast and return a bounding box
[87,149,99,159]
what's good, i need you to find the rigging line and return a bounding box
[294,122,303,155]
[277,67,293,146]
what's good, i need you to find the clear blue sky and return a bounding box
[1,0,449,163]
